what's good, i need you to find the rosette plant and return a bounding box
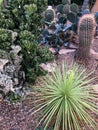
[30,62,98,130]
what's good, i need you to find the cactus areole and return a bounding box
[75,14,96,62]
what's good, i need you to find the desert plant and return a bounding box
[67,12,76,23]
[57,4,64,13]
[70,3,79,14]
[30,62,98,130]
[75,14,96,62]
[62,4,70,14]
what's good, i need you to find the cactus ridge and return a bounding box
[57,4,64,13]
[67,12,76,23]
[77,14,96,59]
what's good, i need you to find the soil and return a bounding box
[0,38,98,130]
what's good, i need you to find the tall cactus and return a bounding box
[75,14,96,62]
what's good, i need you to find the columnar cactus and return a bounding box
[75,14,96,62]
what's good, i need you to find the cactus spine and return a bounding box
[76,14,96,61]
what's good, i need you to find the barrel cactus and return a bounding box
[63,4,70,14]
[70,3,79,14]
[45,6,55,22]
[67,12,76,23]
[57,4,64,13]
[75,14,96,62]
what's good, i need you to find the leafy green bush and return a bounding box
[31,63,98,130]
[17,30,54,83]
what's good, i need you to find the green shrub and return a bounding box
[17,30,54,83]
[0,0,54,83]
[0,28,12,51]
[31,63,98,130]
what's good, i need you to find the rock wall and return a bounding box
[0,45,28,100]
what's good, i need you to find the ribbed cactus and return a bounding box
[62,0,71,5]
[63,4,70,14]
[67,12,76,23]
[76,14,96,62]
[70,3,79,14]
[45,6,55,22]
[57,4,64,13]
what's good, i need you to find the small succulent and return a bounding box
[63,4,70,14]
[67,12,76,23]
[70,3,79,14]
[57,4,64,13]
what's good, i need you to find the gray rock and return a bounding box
[0,45,28,99]
[0,72,14,94]
[0,59,9,71]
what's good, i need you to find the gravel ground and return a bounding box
[0,99,38,130]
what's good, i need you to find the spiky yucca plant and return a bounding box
[30,63,98,130]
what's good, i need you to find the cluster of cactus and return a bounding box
[75,14,96,61]
[57,4,64,13]
[44,1,79,24]
[70,3,79,13]
[56,2,79,24]
[62,4,70,14]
